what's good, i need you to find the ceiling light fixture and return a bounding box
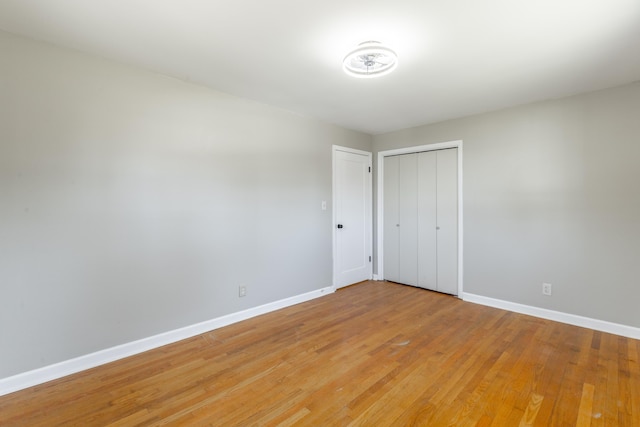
[343,41,398,78]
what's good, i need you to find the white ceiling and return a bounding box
[1,0,639,135]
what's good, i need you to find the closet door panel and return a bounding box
[398,154,418,286]
[383,156,400,282]
[436,148,458,294]
[417,151,437,290]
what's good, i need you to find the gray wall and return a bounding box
[374,81,640,328]
[0,31,371,378]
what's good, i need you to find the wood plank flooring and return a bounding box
[1,281,639,426]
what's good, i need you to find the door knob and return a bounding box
[337,224,344,229]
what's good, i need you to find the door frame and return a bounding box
[332,145,373,290]
[377,140,464,297]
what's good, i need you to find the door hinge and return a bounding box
[369,256,372,262]
[368,167,371,173]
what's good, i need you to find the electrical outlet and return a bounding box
[239,286,247,297]
[542,283,552,296]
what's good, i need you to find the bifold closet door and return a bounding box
[398,154,418,287]
[383,153,420,287]
[383,156,400,283]
[435,148,458,295]
[417,151,437,291]
[383,148,458,295]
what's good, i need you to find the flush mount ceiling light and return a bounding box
[343,41,398,78]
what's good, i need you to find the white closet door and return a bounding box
[398,154,418,287]
[436,148,458,294]
[383,155,400,283]
[383,147,458,295]
[417,151,437,290]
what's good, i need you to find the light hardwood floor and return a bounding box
[1,281,639,426]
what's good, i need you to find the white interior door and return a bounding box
[334,147,372,289]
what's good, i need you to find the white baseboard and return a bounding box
[372,274,380,281]
[0,286,334,397]
[463,292,640,340]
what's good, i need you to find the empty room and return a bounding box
[1,0,639,425]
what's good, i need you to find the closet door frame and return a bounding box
[376,140,464,297]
